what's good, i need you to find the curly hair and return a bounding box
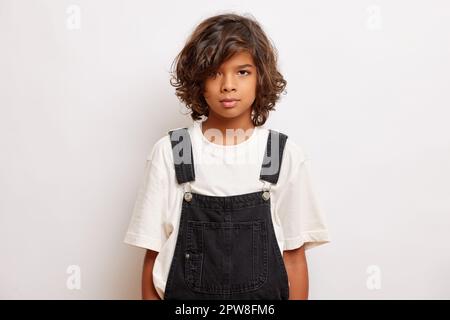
[169,13,287,126]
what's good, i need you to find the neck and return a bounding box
[201,115,255,146]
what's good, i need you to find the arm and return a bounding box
[142,249,161,300]
[283,245,309,300]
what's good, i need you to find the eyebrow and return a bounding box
[235,64,254,69]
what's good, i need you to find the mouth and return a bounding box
[220,98,240,108]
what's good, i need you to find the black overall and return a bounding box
[164,127,290,300]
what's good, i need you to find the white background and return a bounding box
[1,0,449,299]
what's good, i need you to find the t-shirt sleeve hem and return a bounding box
[123,232,163,252]
[283,230,331,251]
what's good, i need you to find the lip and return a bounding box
[220,100,238,108]
[220,98,239,108]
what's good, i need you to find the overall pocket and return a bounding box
[184,219,269,294]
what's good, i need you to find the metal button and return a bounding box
[185,253,190,259]
[184,192,192,202]
[262,191,270,201]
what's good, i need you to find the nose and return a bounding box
[220,74,236,93]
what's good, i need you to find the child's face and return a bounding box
[203,51,257,124]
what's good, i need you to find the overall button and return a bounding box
[184,192,192,202]
[262,191,270,201]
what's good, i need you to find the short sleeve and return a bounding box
[123,157,169,252]
[276,157,331,251]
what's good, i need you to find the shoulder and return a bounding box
[146,134,170,161]
[144,127,180,168]
[145,125,193,165]
[265,127,310,165]
[265,128,311,183]
[284,138,310,165]
[282,137,310,180]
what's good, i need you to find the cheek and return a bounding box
[203,81,215,97]
[202,86,210,99]
[246,77,257,97]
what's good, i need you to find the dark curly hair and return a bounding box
[169,13,287,126]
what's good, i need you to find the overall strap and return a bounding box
[259,129,288,185]
[168,128,195,184]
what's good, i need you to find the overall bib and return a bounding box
[164,127,290,300]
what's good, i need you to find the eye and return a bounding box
[209,71,219,78]
[238,70,251,76]
[208,70,251,78]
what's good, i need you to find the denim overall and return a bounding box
[163,127,289,300]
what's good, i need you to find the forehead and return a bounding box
[219,51,255,68]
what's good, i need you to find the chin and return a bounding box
[215,109,244,119]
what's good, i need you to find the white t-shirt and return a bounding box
[124,119,331,299]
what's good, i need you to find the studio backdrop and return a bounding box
[1,0,449,299]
